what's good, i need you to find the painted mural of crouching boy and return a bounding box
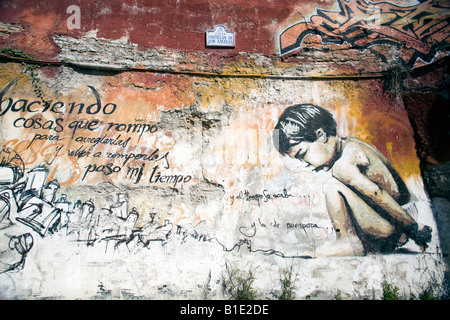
[273,104,432,256]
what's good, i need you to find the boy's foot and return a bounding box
[396,233,408,247]
[406,224,432,251]
[415,225,432,252]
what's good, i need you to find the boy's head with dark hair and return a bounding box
[273,104,337,156]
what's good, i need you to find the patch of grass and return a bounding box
[278,267,297,300]
[223,265,258,300]
[418,287,436,300]
[382,280,400,300]
[334,290,343,300]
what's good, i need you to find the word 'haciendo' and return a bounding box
[1,80,117,116]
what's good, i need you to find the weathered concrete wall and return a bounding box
[0,0,449,300]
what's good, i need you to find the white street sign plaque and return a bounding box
[206,25,235,48]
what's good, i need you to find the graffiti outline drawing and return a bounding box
[279,0,450,69]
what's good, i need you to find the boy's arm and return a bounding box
[332,151,415,226]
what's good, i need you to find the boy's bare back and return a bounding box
[332,137,410,205]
